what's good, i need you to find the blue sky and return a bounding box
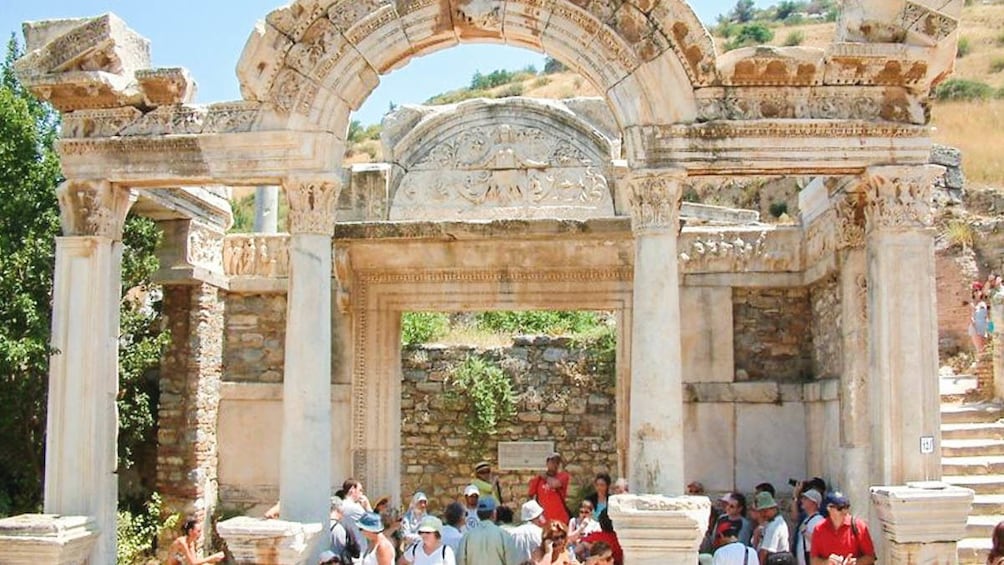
[1,1,774,125]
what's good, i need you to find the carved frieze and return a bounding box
[136,67,197,107]
[824,44,929,87]
[647,1,719,85]
[119,105,208,136]
[453,0,504,32]
[284,177,341,235]
[334,247,352,314]
[62,107,142,138]
[833,191,866,248]
[627,170,684,234]
[694,85,924,124]
[223,235,290,277]
[899,1,958,43]
[860,166,942,232]
[56,179,134,239]
[187,223,225,271]
[803,210,836,267]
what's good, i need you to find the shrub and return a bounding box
[991,58,1004,74]
[783,31,805,46]
[497,83,524,98]
[997,31,1004,47]
[543,57,567,74]
[934,79,994,102]
[446,356,516,439]
[117,493,180,565]
[946,220,975,249]
[769,201,789,218]
[402,312,450,345]
[475,311,603,335]
[725,23,775,51]
[957,36,971,58]
[532,77,551,89]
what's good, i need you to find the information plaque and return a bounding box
[498,441,555,470]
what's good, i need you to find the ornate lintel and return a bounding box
[627,169,685,235]
[56,179,135,239]
[858,165,943,233]
[283,176,342,235]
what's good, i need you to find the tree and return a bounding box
[0,36,167,516]
[730,0,757,23]
[725,23,776,51]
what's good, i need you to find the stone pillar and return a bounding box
[0,515,100,565]
[626,169,685,495]
[255,186,280,233]
[607,494,709,565]
[44,179,134,564]
[992,292,1004,401]
[870,483,974,565]
[279,177,340,526]
[832,189,871,511]
[861,165,945,486]
[217,517,323,565]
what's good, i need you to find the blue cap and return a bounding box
[477,497,497,512]
[826,491,851,509]
[358,512,384,532]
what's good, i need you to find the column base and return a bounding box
[607,494,710,565]
[871,482,974,565]
[0,514,99,565]
[216,516,324,565]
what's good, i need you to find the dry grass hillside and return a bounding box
[341,3,1004,186]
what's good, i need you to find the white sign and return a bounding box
[498,441,555,470]
[920,436,935,454]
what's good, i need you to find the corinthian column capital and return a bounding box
[283,176,341,235]
[832,189,866,250]
[56,180,134,239]
[859,165,944,233]
[627,169,685,235]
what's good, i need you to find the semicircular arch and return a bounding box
[237,0,718,162]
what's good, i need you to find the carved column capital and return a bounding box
[56,180,134,239]
[832,190,866,250]
[283,176,342,235]
[858,165,944,233]
[627,169,685,235]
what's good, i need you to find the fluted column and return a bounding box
[626,169,685,495]
[46,179,134,564]
[860,165,945,487]
[280,177,341,524]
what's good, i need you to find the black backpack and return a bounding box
[331,520,361,562]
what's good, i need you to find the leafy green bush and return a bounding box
[725,23,775,51]
[997,31,1004,47]
[447,356,516,439]
[992,57,1004,74]
[783,31,805,46]
[543,57,567,74]
[934,78,994,102]
[769,201,789,218]
[117,493,180,565]
[957,36,971,58]
[402,312,450,346]
[475,311,603,335]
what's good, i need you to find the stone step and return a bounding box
[965,514,1002,539]
[973,494,1004,515]
[941,403,1004,424]
[958,537,990,565]
[943,438,1004,457]
[941,374,980,397]
[943,455,1004,475]
[943,474,1004,494]
[942,422,1004,440]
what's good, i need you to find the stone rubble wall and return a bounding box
[809,275,842,379]
[222,293,286,383]
[399,337,617,513]
[733,288,814,381]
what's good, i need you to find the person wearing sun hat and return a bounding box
[472,460,503,506]
[401,515,456,565]
[753,491,792,565]
[401,491,431,549]
[509,499,547,561]
[357,512,395,565]
[461,484,481,531]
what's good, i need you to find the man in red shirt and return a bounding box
[527,452,571,525]
[810,492,876,565]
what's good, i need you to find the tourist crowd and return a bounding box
[969,273,1001,354]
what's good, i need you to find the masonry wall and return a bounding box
[222,293,286,383]
[399,337,617,512]
[810,275,842,379]
[733,288,814,381]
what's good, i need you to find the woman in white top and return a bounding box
[402,516,456,565]
[401,491,430,549]
[358,512,395,565]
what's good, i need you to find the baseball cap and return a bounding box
[463,484,479,497]
[827,491,851,509]
[477,497,497,512]
[417,515,443,534]
[800,488,822,506]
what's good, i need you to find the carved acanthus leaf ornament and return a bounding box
[860,165,942,232]
[56,179,134,239]
[627,170,684,234]
[284,177,341,235]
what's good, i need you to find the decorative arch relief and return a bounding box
[386,98,618,221]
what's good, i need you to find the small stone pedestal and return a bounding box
[0,514,99,564]
[871,482,974,565]
[217,516,324,565]
[607,494,710,565]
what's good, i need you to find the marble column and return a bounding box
[46,179,134,565]
[279,177,341,526]
[832,189,872,512]
[861,165,945,487]
[607,494,710,565]
[254,186,280,234]
[626,169,685,495]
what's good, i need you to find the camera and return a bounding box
[787,478,800,487]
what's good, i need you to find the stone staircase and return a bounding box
[941,372,1004,564]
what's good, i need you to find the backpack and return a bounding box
[331,520,361,562]
[407,543,448,561]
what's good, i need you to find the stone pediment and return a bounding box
[384,97,619,221]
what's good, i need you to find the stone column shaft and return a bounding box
[254,186,279,234]
[627,170,685,495]
[862,165,945,486]
[44,178,133,564]
[279,178,340,525]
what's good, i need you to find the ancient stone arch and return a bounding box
[4,1,978,564]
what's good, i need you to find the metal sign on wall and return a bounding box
[498,441,555,470]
